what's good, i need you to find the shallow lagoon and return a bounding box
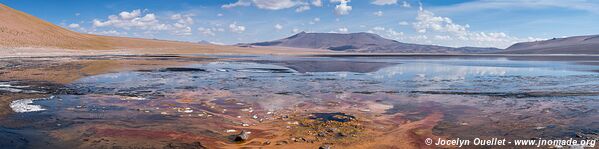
[2,55,599,148]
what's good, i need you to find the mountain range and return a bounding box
[242,32,599,54]
[240,32,501,54]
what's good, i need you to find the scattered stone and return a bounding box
[326,128,337,132]
[225,129,237,133]
[263,140,271,145]
[176,107,193,113]
[319,144,332,149]
[163,141,207,149]
[234,131,250,142]
[275,140,288,145]
[317,132,326,137]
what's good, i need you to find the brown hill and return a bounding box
[500,35,599,54]
[0,3,325,55]
[0,3,203,50]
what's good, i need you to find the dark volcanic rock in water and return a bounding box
[241,32,500,53]
[234,131,250,142]
[160,67,207,72]
[237,68,295,73]
[310,112,355,122]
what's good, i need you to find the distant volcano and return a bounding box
[240,32,501,53]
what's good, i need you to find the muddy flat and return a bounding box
[1,54,598,149]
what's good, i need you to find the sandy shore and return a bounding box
[0,45,331,58]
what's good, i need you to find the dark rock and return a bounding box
[326,128,337,132]
[310,112,355,122]
[317,132,326,137]
[319,144,332,149]
[160,67,207,72]
[234,131,250,142]
[275,140,288,145]
[163,142,206,149]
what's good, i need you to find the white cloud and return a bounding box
[373,11,383,16]
[197,28,215,36]
[170,13,194,36]
[197,27,225,36]
[372,26,385,31]
[91,9,200,36]
[413,7,468,34]
[386,28,404,37]
[434,35,451,40]
[337,27,348,33]
[410,6,536,48]
[119,9,141,20]
[296,5,311,12]
[368,27,404,39]
[229,22,246,33]
[275,24,283,30]
[312,0,323,7]
[75,13,81,16]
[68,23,80,28]
[222,0,251,9]
[171,14,194,25]
[402,1,411,8]
[399,21,409,25]
[197,27,215,36]
[332,0,352,15]
[371,0,397,5]
[217,13,224,17]
[292,28,301,33]
[92,9,167,31]
[309,17,321,24]
[88,30,128,36]
[222,0,322,12]
[253,0,297,10]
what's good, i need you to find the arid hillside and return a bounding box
[0,3,325,55]
[0,4,205,50]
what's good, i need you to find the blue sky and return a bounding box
[2,0,599,48]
